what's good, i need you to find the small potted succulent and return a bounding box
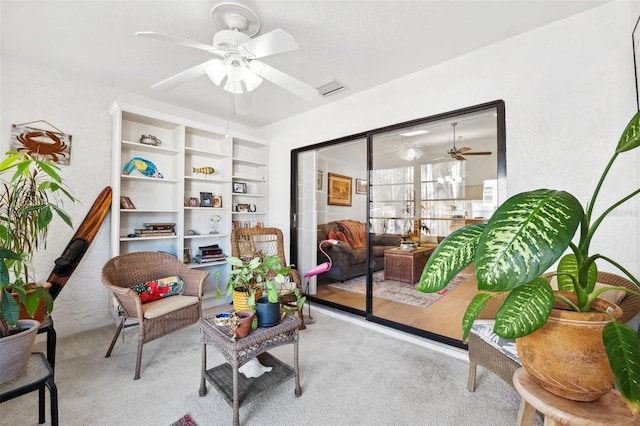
[0,151,76,383]
[418,111,640,410]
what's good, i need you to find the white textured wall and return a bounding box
[0,56,261,337]
[263,2,640,278]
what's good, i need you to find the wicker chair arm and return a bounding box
[103,282,143,320]
[288,269,302,290]
[180,268,209,298]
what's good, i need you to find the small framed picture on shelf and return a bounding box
[183,248,191,264]
[200,192,213,207]
[232,221,241,229]
[120,196,136,209]
[356,179,367,195]
[242,221,251,228]
[232,182,247,193]
[252,221,263,228]
[235,203,249,213]
[189,197,199,207]
[212,195,222,208]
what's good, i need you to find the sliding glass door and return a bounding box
[291,101,505,346]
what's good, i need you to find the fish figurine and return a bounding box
[123,157,163,178]
[192,166,215,175]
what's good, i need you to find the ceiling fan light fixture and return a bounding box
[205,59,226,86]
[242,68,263,92]
[223,79,244,94]
[398,146,424,161]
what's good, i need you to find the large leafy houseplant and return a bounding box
[0,151,76,337]
[418,111,640,411]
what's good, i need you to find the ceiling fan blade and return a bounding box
[455,155,466,161]
[151,61,210,91]
[240,29,298,59]
[249,61,319,101]
[136,31,221,55]
[463,151,493,156]
[457,146,471,154]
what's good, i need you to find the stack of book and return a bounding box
[193,244,227,264]
[135,222,176,237]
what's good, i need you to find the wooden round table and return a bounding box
[512,368,639,425]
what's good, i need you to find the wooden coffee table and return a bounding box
[384,247,433,283]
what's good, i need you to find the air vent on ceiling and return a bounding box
[317,80,346,97]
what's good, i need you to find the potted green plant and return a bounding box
[0,151,76,383]
[226,254,305,321]
[418,111,640,411]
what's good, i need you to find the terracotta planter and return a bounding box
[233,311,254,339]
[15,281,52,322]
[232,287,262,312]
[516,291,622,402]
[0,319,40,384]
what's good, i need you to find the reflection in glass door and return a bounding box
[292,101,505,347]
[295,139,368,314]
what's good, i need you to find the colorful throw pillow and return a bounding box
[328,230,350,246]
[131,275,184,303]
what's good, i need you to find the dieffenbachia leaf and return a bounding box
[493,278,554,338]
[616,110,640,153]
[417,224,485,293]
[475,189,582,292]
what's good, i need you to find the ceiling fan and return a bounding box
[136,2,319,111]
[445,122,492,161]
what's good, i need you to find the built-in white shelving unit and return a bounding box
[110,102,269,307]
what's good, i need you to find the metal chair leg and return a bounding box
[105,318,125,358]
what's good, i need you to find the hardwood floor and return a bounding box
[313,266,478,342]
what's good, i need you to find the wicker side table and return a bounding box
[199,314,302,426]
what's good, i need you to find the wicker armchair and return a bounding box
[230,227,305,329]
[467,271,640,392]
[101,251,209,379]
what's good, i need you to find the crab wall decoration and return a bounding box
[11,124,72,165]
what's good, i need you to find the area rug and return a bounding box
[169,414,198,426]
[328,270,472,308]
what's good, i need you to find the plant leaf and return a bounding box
[603,321,640,412]
[494,278,554,338]
[475,189,582,292]
[1,288,19,326]
[461,293,493,342]
[557,253,597,291]
[417,224,485,293]
[616,110,640,153]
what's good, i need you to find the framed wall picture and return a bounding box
[328,173,352,206]
[356,179,367,195]
[212,195,222,208]
[232,182,247,193]
[200,192,213,207]
[317,170,323,190]
[120,196,136,209]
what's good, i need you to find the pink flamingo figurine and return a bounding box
[303,239,339,322]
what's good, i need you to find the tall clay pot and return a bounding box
[515,291,622,402]
[0,319,40,384]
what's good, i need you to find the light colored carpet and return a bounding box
[328,271,472,308]
[0,307,539,425]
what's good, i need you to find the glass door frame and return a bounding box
[290,100,506,348]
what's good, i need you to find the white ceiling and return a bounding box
[1,1,611,129]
